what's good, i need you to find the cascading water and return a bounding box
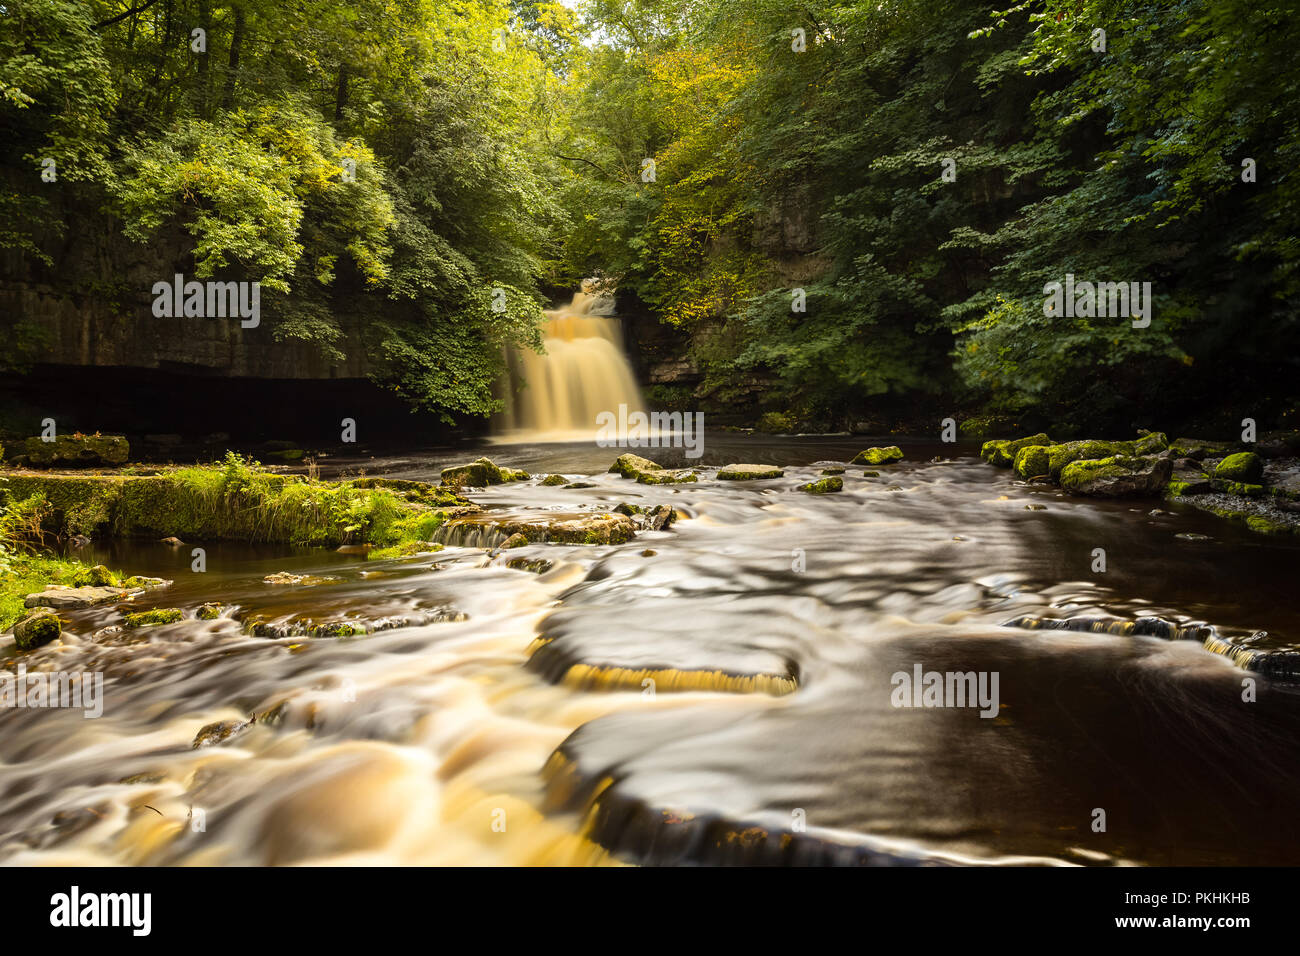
[494,280,647,442]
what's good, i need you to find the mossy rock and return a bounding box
[959,416,1021,440]
[636,470,698,485]
[1214,452,1263,484]
[71,564,120,588]
[1012,445,1050,480]
[1133,431,1169,455]
[14,609,62,650]
[980,434,1050,468]
[124,608,184,627]
[1059,456,1172,497]
[717,464,785,480]
[540,474,568,486]
[1045,440,1135,478]
[820,467,845,476]
[439,457,508,487]
[850,446,904,466]
[608,454,664,479]
[196,603,224,620]
[1168,437,1237,460]
[22,434,129,468]
[755,411,796,434]
[122,575,168,589]
[1246,515,1298,535]
[1211,480,1265,497]
[799,476,843,494]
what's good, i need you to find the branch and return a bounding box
[94,0,164,31]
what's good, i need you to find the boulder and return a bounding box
[636,470,698,485]
[540,474,568,486]
[717,464,785,480]
[439,456,508,487]
[1059,456,1173,497]
[850,446,904,466]
[608,454,664,479]
[124,608,184,627]
[1214,452,1264,484]
[13,609,63,650]
[24,585,130,609]
[1012,445,1050,480]
[1168,437,1237,461]
[980,434,1050,467]
[799,476,843,494]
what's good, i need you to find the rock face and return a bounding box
[850,446,904,466]
[717,464,785,480]
[1059,456,1173,497]
[21,434,129,467]
[13,610,63,650]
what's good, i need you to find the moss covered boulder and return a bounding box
[799,476,843,494]
[124,608,184,627]
[636,470,698,485]
[850,446,904,466]
[1012,445,1051,480]
[540,474,568,486]
[1045,440,1135,479]
[1168,437,1238,460]
[1133,431,1169,455]
[22,434,129,468]
[1060,456,1173,497]
[717,464,785,480]
[608,454,664,479]
[980,434,1051,467]
[13,609,63,650]
[439,457,512,487]
[1214,452,1264,484]
[71,564,120,588]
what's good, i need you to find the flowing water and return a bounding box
[4,435,1300,866]
[494,282,647,442]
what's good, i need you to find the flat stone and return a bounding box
[24,585,135,609]
[717,464,785,480]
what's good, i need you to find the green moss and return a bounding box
[13,609,62,650]
[1133,432,1168,455]
[1165,480,1191,498]
[1045,440,1135,478]
[540,474,568,486]
[756,411,796,433]
[717,464,785,480]
[22,434,129,467]
[0,453,460,548]
[799,476,843,494]
[1245,515,1297,535]
[850,446,904,466]
[1212,480,1265,497]
[440,457,511,487]
[980,433,1051,467]
[196,603,224,620]
[1214,452,1263,483]
[608,454,663,478]
[367,540,445,560]
[124,608,184,627]
[71,564,121,587]
[636,470,698,484]
[1059,456,1134,494]
[0,554,85,631]
[1012,445,1050,480]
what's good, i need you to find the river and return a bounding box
[3,434,1300,865]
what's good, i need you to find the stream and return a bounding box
[3,435,1300,865]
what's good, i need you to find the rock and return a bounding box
[25,585,130,609]
[22,434,129,468]
[1133,431,1168,455]
[1059,456,1173,497]
[540,474,568,486]
[1214,452,1264,484]
[820,467,845,475]
[1176,532,1211,541]
[636,470,697,485]
[608,454,664,479]
[641,549,657,557]
[980,434,1051,467]
[564,482,597,489]
[124,608,184,627]
[196,603,224,620]
[799,476,843,494]
[1012,445,1050,480]
[1165,467,1213,497]
[1025,503,1047,510]
[1045,440,1135,478]
[13,609,63,650]
[122,575,169,589]
[160,536,185,547]
[335,544,373,554]
[1211,479,1265,497]
[641,505,676,531]
[439,457,522,487]
[850,446,904,466]
[505,557,554,574]
[1168,437,1237,460]
[717,464,785,480]
[613,502,642,516]
[492,533,530,554]
[862,470,879,477]
[71,564,119,587]
[192,718,252,749]
[443,512,636,546]
[68,534,91,548]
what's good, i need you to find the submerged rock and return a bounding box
[13,610,63,651]
[717,464,785,480]
[1059,456,1172,497]
[850,446,904,466]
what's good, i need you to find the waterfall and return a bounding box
[494,280,647,442]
